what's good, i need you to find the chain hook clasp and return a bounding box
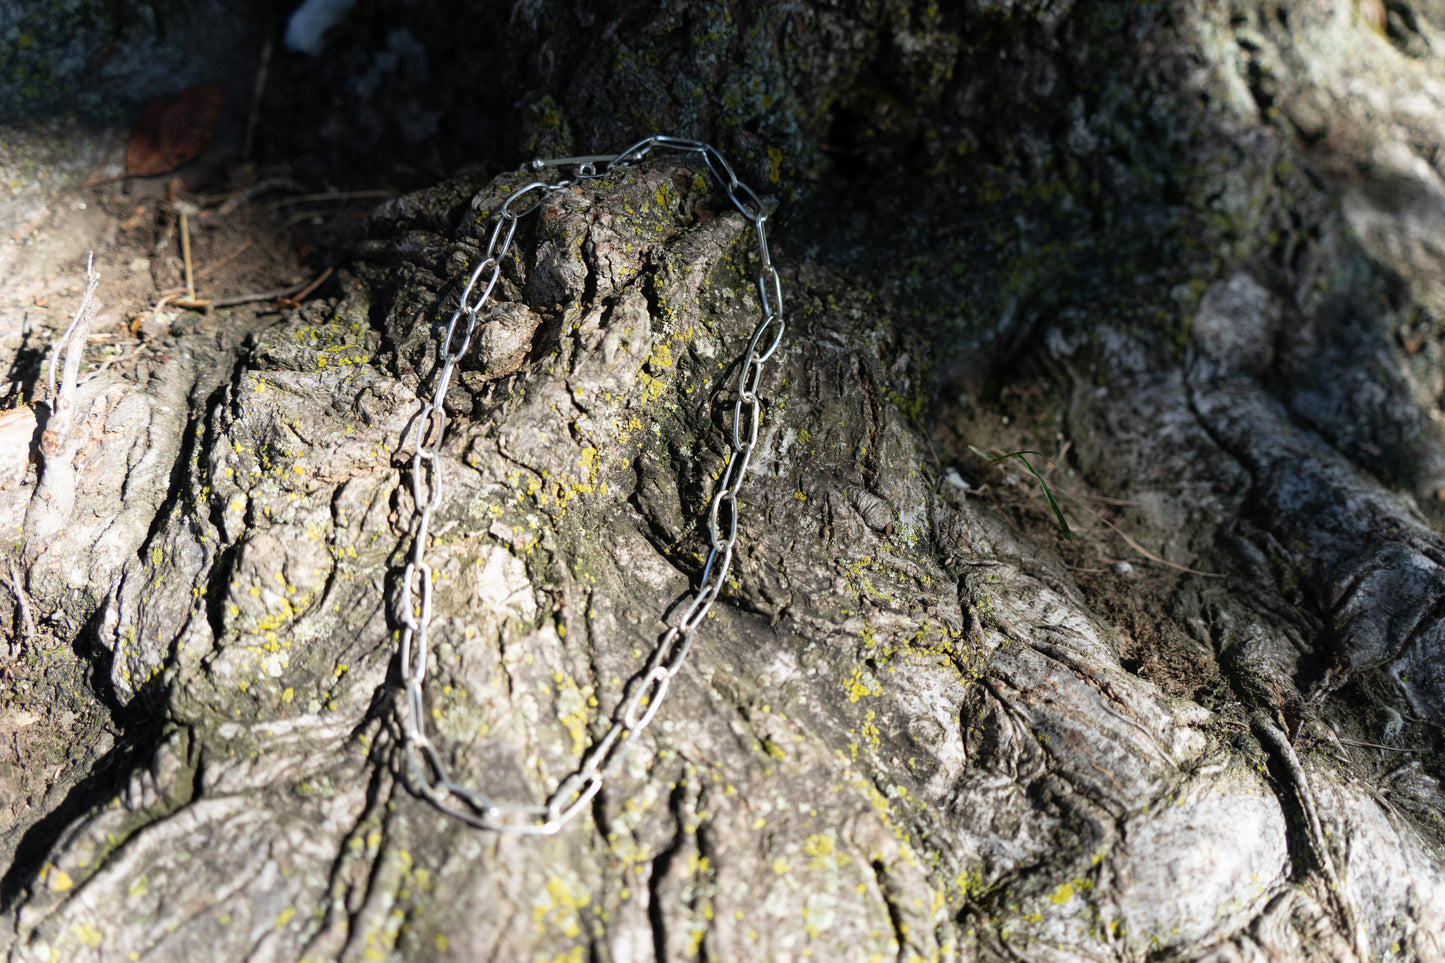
[530,153,618,179]
[531,136,662,180]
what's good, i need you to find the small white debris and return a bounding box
[1382,706,1404,744]
[285,0,360,55]
[1113,560,1135,575]
[944,468,969,492]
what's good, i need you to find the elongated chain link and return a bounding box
[394,135,785,834]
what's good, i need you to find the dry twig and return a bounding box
[276,267,334,308]
[179,207,197,302]
[7,557,36,652]
[211,269,331,309]
[194,238,256,279]
[265,189,397,209]
[1064,494,1224,578]
[242,33,274,162]
[26,255,102,564]
[205,178,304,220]
[45,254,101,404]
[1332,733,1422,753]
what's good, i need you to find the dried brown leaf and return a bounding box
[125,84,224,177]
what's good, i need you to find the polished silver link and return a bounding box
[678,542,733,633]
[701,145,738,190]
[758,262,782,315]
[394,136,783,834]
[458,256,500,319]
[733,382,762,453]
[659,626,696,673]
[728,179,768,224]
[429,361,454,412]
[755,217,774,264]
[752,316,785,368]
[401,652,423,728]
[654,135,707,151]
[708,488,739,550]
[485,216,518,261]
[499,181,553,219]
[401,560,433,636]
[531,153,617,170]
[411,403,447,461]
[410,448,443,514]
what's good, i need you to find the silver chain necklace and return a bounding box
[394,135,784,834]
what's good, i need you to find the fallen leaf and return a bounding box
[125,85,224,177]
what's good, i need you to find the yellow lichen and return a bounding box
[73,922,103,949]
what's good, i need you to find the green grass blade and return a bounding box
[968,446,1074,541]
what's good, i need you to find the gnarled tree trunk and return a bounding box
[2,0,1444,960]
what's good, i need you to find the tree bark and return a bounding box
[3,0,1445,960]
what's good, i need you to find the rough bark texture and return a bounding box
[3,0,1445,961]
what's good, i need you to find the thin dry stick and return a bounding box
[179,209,196,302]
[281,210,334,231]
[46,254,101,401]
[276,266,334,307]
[52,258,101,426]
[194,238,256,280]
[1333,735,1421,753]
[27,255,102,565]
[207,177,303,220]
[209,276,315,308]
[1050,483,1142,508]
[242,33,274,162]
[7,557,36,650]
[1049,438,1072,479]
[1065,494,1224,578]
[149,289,185,316]
[1082,492,1142,507]
[265,189,397,209]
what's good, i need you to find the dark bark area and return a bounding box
[2,0,1445,960]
